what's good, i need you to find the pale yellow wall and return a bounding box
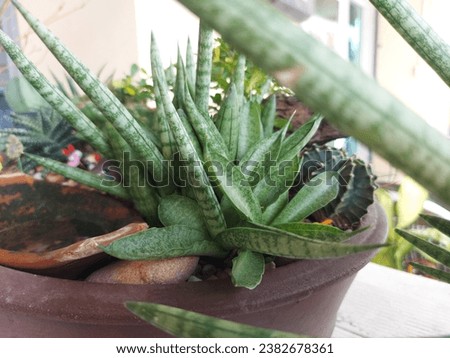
[15,0,139,81]
[372,0,450,184]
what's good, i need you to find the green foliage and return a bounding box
[126,302,303,338]
[396,215,450,283]
[373,178,428,270]
[0,78,79,172]
[0,1,380,290]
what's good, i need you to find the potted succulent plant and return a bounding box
[1,0,448,338]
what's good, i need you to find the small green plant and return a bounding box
[0,1,382,290]
[0,77,78,172]
[396,215,450,283]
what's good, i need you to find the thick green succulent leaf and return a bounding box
[24,153,129,200]
[240,128,284,187]
[173,47,187,109]
[231,250,265,289]
[278,114,322,162]
[237,100,264,160]
[261,94,277,138]
[153,65,227,237]
[126,302,303,338]
[274,222,367,242]
[195,22,214,116]
[215,84,240,160]
[262,191,289,224]
[185,38,196,94]
[421,215,450,237]
[0,30,110,156]
[273,171,340,225]
[395,229,450,267]
[218,226,386,259]
[253,156,300,209]
[177,109,202,158]
[410,263,450,284]
[232,54,246,102]
[103,225,227,260]
[158,195,207,231]
[205,146,262,223]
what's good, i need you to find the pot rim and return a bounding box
[0,202,387,324]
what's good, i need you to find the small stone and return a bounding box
[45,173,65,184]
[86,256,199,284]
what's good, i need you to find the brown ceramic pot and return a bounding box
[0,184,387,338]
[0,173,147,278]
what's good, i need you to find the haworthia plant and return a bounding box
[126,302,304,338]
[177,0,450,207]
[6,1,383,290]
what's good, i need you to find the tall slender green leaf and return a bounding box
[195,22,214,116]
[236,100,264,160]
[261,94,277,138]
[409,263,450,284]
[421,215,450,237]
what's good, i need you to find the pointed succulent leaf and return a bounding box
[195,22,214,116]
[217,226,386,259]
[420,215,450,237]
[232,54,246,102]
[158,195,207,231]
[215,84,240,160]
[185,37,196,94]
[261,94,277,138]
[103,225,228,260]
[231,250,265,289]
[205,146,262,223]
[126,302,303,338]
[395,229,450,267]
[237,100,264,160]
[24,153,129,200]
[409,263,450,284]
[262,191,289,224]
[273,171,340,225]
[278,114,322,162]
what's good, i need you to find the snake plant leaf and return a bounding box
[177,109,202,158]
[409,263,450,284]
[185,37,196,95]
[4,76,48,112]
[103,225,227,260]
[420,215,450,237]
[237,100,264,160]
[218,226,386,259]
[126,302,303,338]
[278,114,322,162]
[239,128,284,187]
[153,69,227,238]
[261,94,277,138]
[0,30,111,156]
[11,0,168,185]
[215,84,240,160]
[204,146,262,223]
[231,250,265,289]
[232,54,246,102]
[195,22,214,116]
[273,222,368,242]
[24,153,129,200]
[183,80,229,156]
[253,155,300,209]
[272,171,340,225]
[158,195,207,231]
[262,191,289,224]
[395,229,450,267]
[173,47,187,109]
